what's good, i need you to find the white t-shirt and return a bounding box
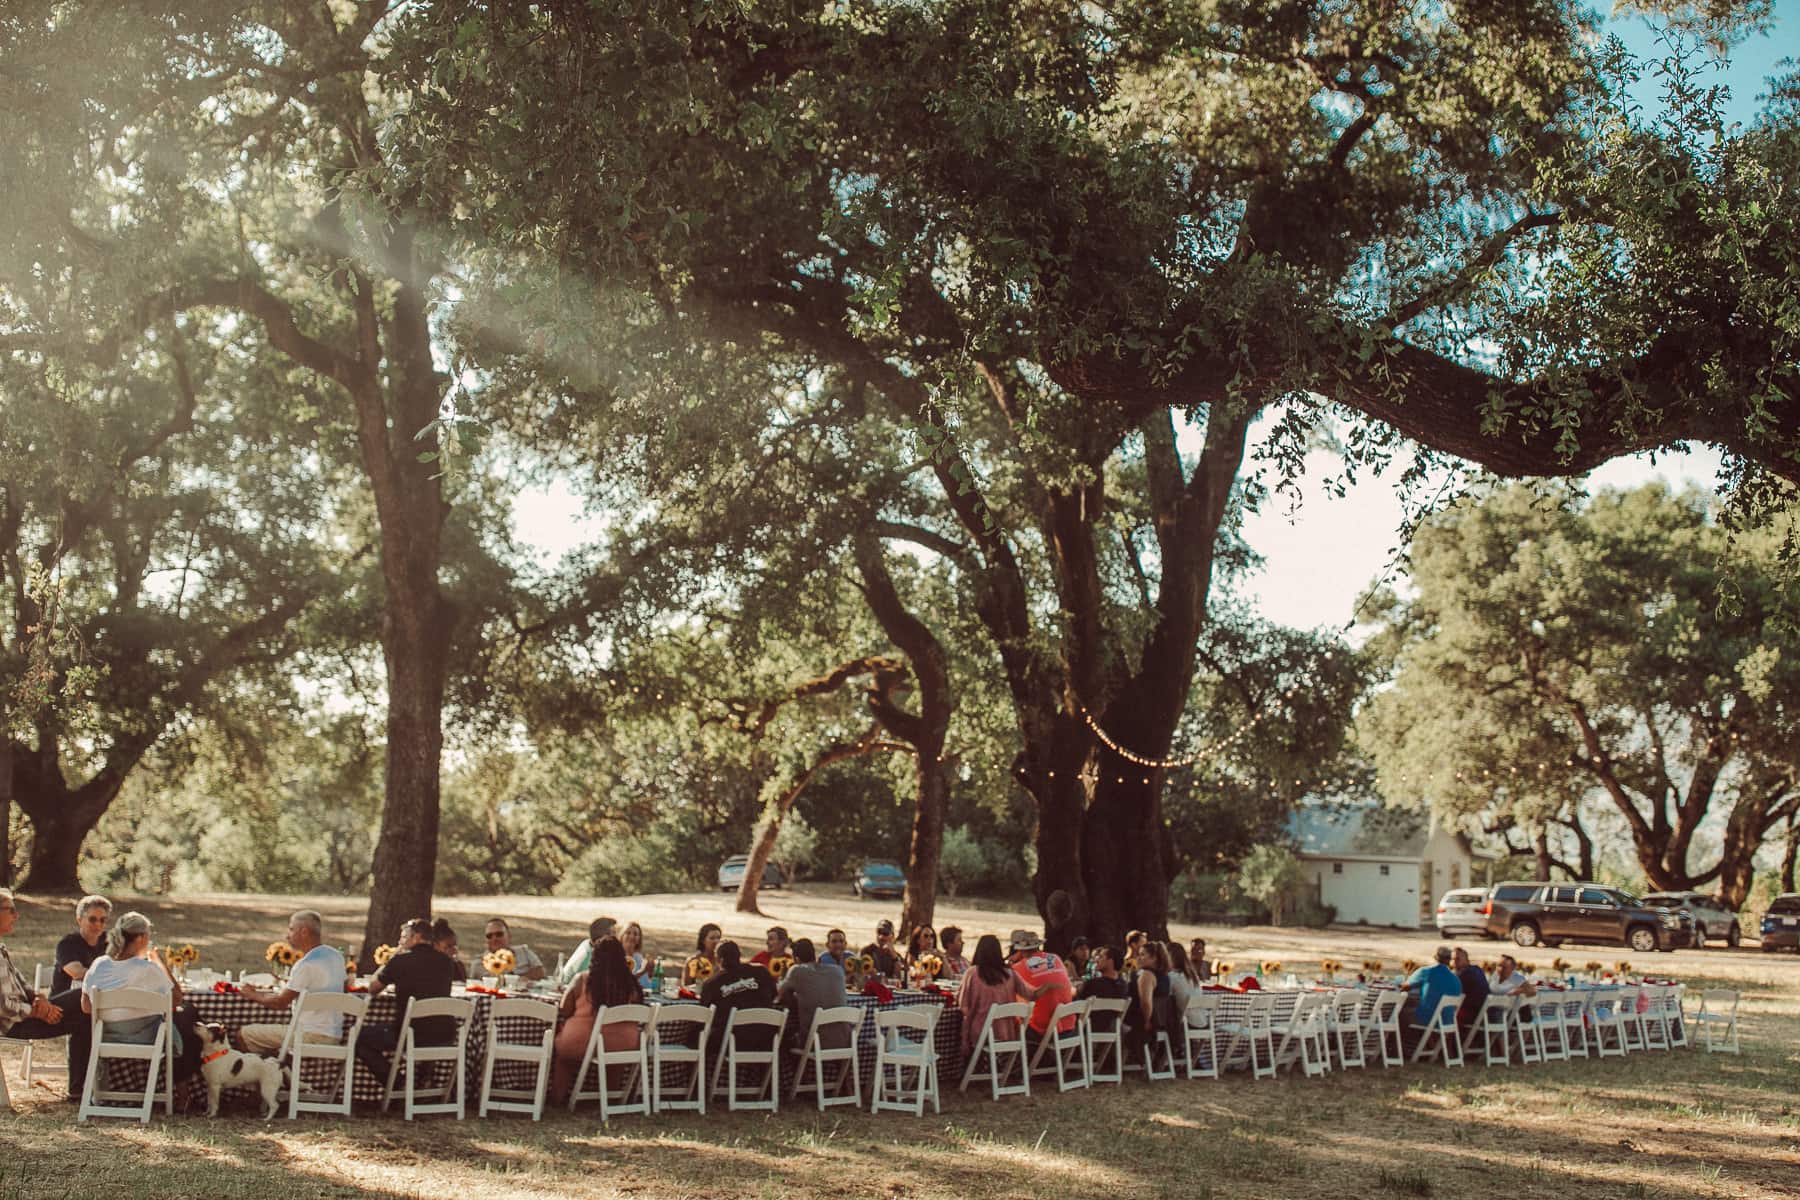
[82,955,171,1021]
[1491,972,1531,996]
[286,945,347,1039]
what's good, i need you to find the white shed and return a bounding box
[1287,806,1495,929]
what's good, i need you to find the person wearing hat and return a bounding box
[1007,929,1075,1044]
[862,920,902,979]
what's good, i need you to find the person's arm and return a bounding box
[366,964,392,998]
[1136,972,1155,1024]
[152,947,184,1005]
[559,974,585,1018]
[518,951,547,982]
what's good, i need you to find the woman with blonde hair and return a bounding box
[81,911,202,1084]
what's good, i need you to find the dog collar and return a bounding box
[200,1048,232,1065]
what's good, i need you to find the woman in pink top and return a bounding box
[551,935,645,1102]
[956,934,1036,1059]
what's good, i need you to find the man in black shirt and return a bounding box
[356,918,458,1084]
[1453,946,1490,1039]
[699,941,777,1064]
[861,919,901,978]
[1077,946,1132,1035]
[55,895,112,987]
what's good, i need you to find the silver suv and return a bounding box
[1641,891,1741,948]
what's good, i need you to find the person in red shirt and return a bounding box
[1006,929,1075,1043]
[749,926,791,967]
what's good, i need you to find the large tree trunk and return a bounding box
[1781,814,1798,893]
[17,780,118,894]
[1533,827,1554,881]
[855,535,954,940]
[0,737,12,889]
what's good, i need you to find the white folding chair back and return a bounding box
[1178,993,1222,1080]
[1537,993,1569,1061]
[1590,989,1631,1058]
[790,1005,864,1111]
[1638,985,1672,1051]
[1083,998,1131,1085]
[1329,990,1365,1070]
[649,1003,714,1113]
[871,1005,940,1116]
[1694,989,1740,1054]
[1219,991,1280,1079]
[569,1003,652,1121]
[283,991,367,1119]
[1512,996,1545,1064]
[1366,991,1405,1068]
[1461,992,1514,1066]
[1027,999,1091,1091]
[1664,983,1689,1048]
[477,997,557,1119]
[78,988,174,1123]
[1617,987,1648,1051]
[383,995,475,1119]
[1409,994,1465,1067]
[1,965,60,1095]
[710,1007,787,1112]
[959,1001,1032,1099]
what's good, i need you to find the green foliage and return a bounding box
[771,812,819,881]
[1234,843,1307,926]
[555,821,696,899]
[936,826,989,898]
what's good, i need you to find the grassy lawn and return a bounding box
[3,887,1798,1200]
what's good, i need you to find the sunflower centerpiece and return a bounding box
[163,943,199,981]
[372,943,398,967]
[911,953,944,987]
[1585,960,1605,981]
[685,955,715,987]
[483,946,517,983]
[767,954,795,981]
[264,940,300,980]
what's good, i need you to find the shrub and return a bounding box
[937,826,989,897]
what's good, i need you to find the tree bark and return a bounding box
[1781,815,1798,893]
[13,751,121,894]
[0,737,12,889]
[1532,827,1553,881]
[854,535,953,940]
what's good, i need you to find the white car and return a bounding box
[1435,887,1491,938]
[1641,891,1741,948]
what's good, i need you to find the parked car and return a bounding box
[853,859,907,899]
[1434,887,1492,938]
[1761,893,1800,952]
[1479,881,1693,952]
[717,855,784,893]
[1641,890,1742,948]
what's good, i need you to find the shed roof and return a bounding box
[1287,805,1431,861]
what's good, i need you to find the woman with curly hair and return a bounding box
[552,935,645,1102]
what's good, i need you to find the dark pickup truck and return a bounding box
[1480,882,1694,953]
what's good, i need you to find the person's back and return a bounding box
[1011,946,1075,1035]
[1078,969,1130,1033]
[701,943,777,1056]
[380,942,458,1045]
[780,951,849,1050]
[288,944,347,1039]
[1411,960,1462,1028]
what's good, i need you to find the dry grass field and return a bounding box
[2,885,1797,1200]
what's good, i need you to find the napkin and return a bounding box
[862,979,894,1003]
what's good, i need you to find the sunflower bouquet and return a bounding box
[1517,960,1537,976]
[911,953,944,986]
[686,955,715,984]
[1614,961,1632,978]
[1361,960,1384,975]
[483,946,517,977]
[1480,960,1500,974]
[767,954,795,981]
[265,941,300,973]
[1401,959,1421,976]
[1318,958,1342,980]
[372,943,398,967]
[1584,960,1604,978]
[1551,957,1572,974]
[1211,961,1233,979]
[1260,960,1282,976]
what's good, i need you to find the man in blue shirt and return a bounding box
[1403,945,1462,1055]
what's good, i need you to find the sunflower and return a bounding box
[345,958,358,975]
[916,954,943,977]
[278,944,300,967]
[1260,960,1282,975]
[264,940,293,965]
[1614,961,1632,976]
[372,943,398,966]
[483,947,517,976]
[767,955,795,980]
[1401,959,1421,974]
[687,955,715,982]
[1211,961,1232,977]
[1517,961,1536,975]
[1551,958,1571,972]
[1362,960,1384,973]
[1585,961,1604,973]
[1481,961,1499,974]
[859,954,876,973]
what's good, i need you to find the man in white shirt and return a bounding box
[556,917,617,987]
[239,909,346,1053]
[1490,955,1537,997]
[482,918,546,981]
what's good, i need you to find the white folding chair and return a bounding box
[1512,997,1545,1064]
[710,1007,786,1112]
[1591,989,1631,1058]
[1366,991,1405,1068]
[648,1003,713,1113]
[959,1001,1031,1099]
[1027,999,1091,1091]
[382,995,475,1119]
[1462,993,1515,1066]
[1408,995,1465,1067]
[1328,989,1366,1070]
[1180,993,1222,1080]
[1280,993,1332,1078]
[1693,989,1740,1054]
[790,1005,863,1111]
[1664,983,1689,1049]
[1618,986,1648,1051]
[477,997,557,1119]
[569,1003,651,1121]
[1083,997,1131,1084]
[1220,991,1279,1079]
[1537,994,1569,1061]
[1,965,60,1097]
[282,992,367,1119]
[1560,992,1592,1059]
[870,1006,940,1116]
[77,988,174,1123]
[1639,985,1671,1051]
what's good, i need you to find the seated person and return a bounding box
[938,926,968,980]
[239,910,346,1053]
[819,928,851,970]
[1,888,88,1100]
[1401,945,1463,1054]
[1067,936,1092,982]
[749,926,791,968]
[431,918,468,981]
[684,923,723,987]
[699,941,776,1065]
[862,920,901,978]
[356,917,457,1082]
[1166,943,1200,1015]
[551,935,644,1103]
[1077,946,1132,1036]
[556,916,617,987]
[57,894,112,986]
[1490,953,1537,1022]
[1007,929,1075,1050]
[81,911,202,1083]
[1125,942,1173,1059]
[619,921,652,987]
[1453,946,1490,1036]
[482,918,546,981]
[1190,937,1211,982]
[957,934,1039,1059]
[777,938,848,1052]
[905,925,945,979]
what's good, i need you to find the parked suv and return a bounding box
[1435,888,1492,938]
[1761,893,1800,952]
[1641,890,1742,948]
[1480,881,1693,952]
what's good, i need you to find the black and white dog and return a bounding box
[194,1022,288,1118]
